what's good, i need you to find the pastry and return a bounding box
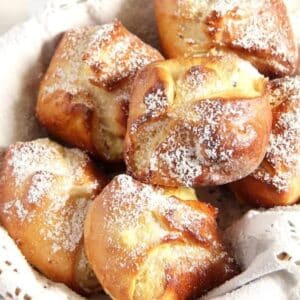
[0,138,107,293]
[230,76,300,207]
[154,0,298,77]
[84,175,239,300]
[125,52,272,187]
[36,20,163,162]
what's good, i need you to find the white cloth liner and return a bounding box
[0,226,84,300]
[0,0,299,299]
[205,206,300,300]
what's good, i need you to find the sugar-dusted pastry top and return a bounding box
[0,138,107,293]
[254,76,300,191]
[125,51,272,187]
[231,76,300,207]
[85,175,239,300]
[37,20,163,162]
[155,0,298,77]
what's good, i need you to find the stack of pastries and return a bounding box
[0,0,299,299]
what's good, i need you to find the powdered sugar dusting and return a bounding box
[8,140,64,186]
[3,199,32,223]
[252,76,300,192]
[2,139,100,253]
[176,0,262,25]
[43,27,92,95]
[149,99,257,186]
[229,9,292,64]
[144,87,168,117]
[101,175,216,270]
[40,198,89,253]
[84,27,160,88]
[27,172,54,204]
[15,200,29,222]
[184,66,208,89]
[85,23,116,63]
[65,148,90,183]
[150,130,203,187]
[40,21,162,161]
[175,0,296,72]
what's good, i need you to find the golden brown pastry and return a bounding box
[154,0,298,77]
[230,76,300,207]
[36,20,163,162]
[124,52,272,187]
[0,138,107,293]
[84,175,239,300]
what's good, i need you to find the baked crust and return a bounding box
[125,52,272,187]
[154,0,298,77]
[230,76,300,207]
[0,138,107,293]
[84,175,239,300]
[36,21,163,162]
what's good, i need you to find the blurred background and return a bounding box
[0,0,79,34]
[0,0,30,34]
